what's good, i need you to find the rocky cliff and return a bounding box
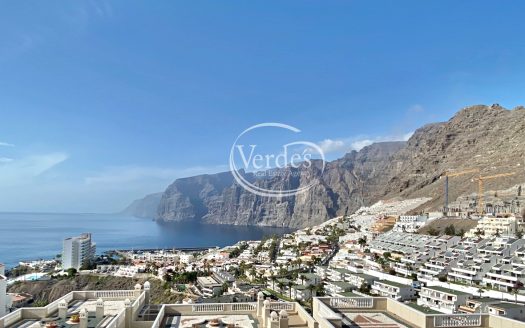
[129,105,525,227]
[121,192,163,219]
[156,141,405,228]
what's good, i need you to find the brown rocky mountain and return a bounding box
[125,105,525,228]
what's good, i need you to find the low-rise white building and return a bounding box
[197,276,223,298]
[483,262,525,292]
[371,280,416,301]
[392,215,430,233]
[488,302,525,321]
[448,256,496,285]
[418,286,472,314]
[325,281,353,296]
[465,215,520,238]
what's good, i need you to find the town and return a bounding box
[3,194,525,327]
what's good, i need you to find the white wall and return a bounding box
[0,264,7,317]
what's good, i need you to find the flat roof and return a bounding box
[197,276,221,286]
[424,285,470,296]
[489,302,525,310]
[375,280,411,288]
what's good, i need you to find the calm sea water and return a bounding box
[0,213,292,268]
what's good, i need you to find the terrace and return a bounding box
[0,287,144,328]
[150,296,314,328]
[313,296,525,328]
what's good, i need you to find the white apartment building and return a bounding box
[62,233,96,270]
[371,280,416,301]
[196,276,223,298]
[179,253,195,264]
[448,255,497,285]
[129,250,180,263]
[325,281,353,296]
[392,215,429,233]
[483,262,525,292]
[115,265,144,278]
[418,286,472,314]
[465,215,519,238]
[418,253,458,282]
[291,285,313,301]
[345,272,377,288]
[369,232,459,256]
[477,237,525,258]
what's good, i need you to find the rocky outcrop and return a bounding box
[121,192,163,219]
[146,105,525,228]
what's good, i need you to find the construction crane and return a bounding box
[474,172,516,214]
[442,169,480,211]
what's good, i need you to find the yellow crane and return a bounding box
[474,172,516,214]
[442,169,480,211]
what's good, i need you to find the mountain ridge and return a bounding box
[123,105,525,227]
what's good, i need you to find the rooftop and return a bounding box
[423,285,471,296]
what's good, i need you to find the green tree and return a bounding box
[66,268,77,277]
[444,224,456,236]
[428,227,440,236]
[359,282,370,294]
[358,236,367,248]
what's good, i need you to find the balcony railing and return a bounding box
[93,290,137,299]
[192,304,225,312]
[433,314,482,327]
[328,297,373,309]
[267,302,295,311]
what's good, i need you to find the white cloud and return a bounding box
[0,152,68,186]
[316,139,348,154]
[315,132,414,155]
[0,142,15,147]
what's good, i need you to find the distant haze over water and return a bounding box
[0,213,293,268]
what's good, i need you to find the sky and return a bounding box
[1,1,525,213]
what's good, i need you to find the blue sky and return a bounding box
[1,1,525,212]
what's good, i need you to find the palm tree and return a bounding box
[271,275,277,290]
[277,281,285,293]
[307,284,316,302]
[300,274,307,285]
[477,287,484,298]
[287,281,294,299]
[314,283,325,297]
[513,282,523,303]
[249,267,256,280]
[296,258,303,268]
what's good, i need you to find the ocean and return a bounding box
[0,212,293,268]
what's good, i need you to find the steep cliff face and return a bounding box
[134,105,525,228]
[121,192,163,219]
[156,142,405,227]
[380,105,525,210]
